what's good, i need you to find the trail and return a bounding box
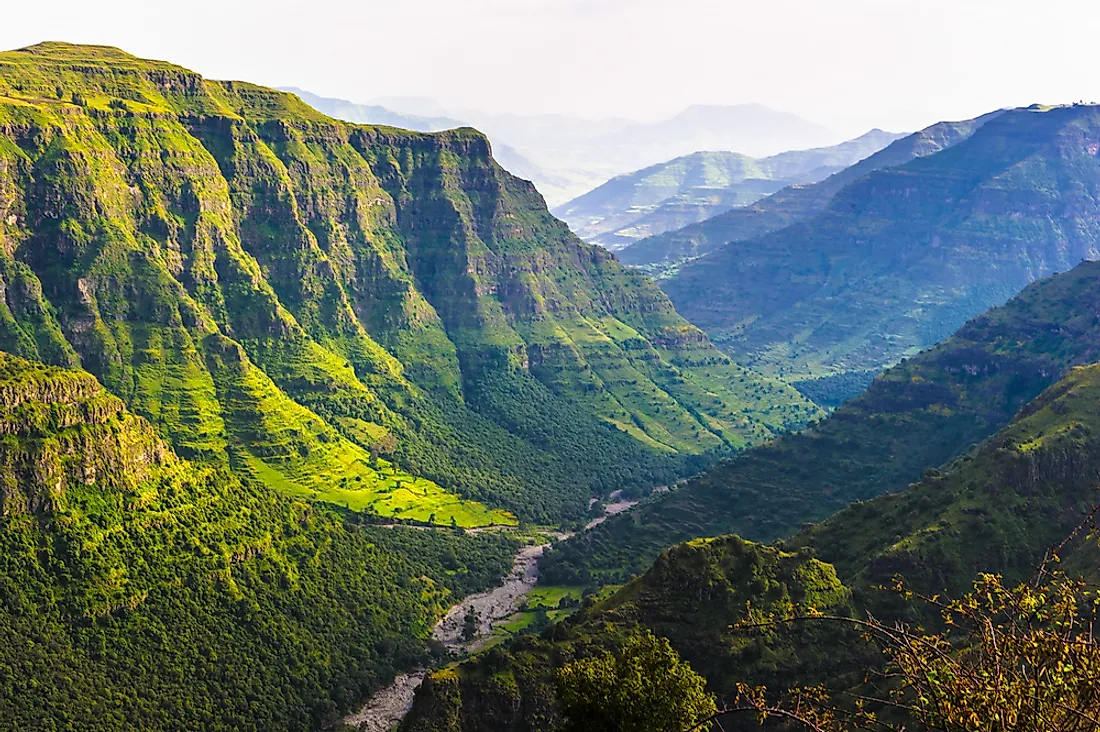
[344,494,640,731]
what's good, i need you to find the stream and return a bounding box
[343,494,640,731]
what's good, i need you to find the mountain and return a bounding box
[618,112,1001,274]
[0,350,521,731]
[553,130,903,250]
[598,104,841,162]
[0,42,819,532]
[657,105,1100,384]
[541,258,1100,584]
[281,88,558,196]
[402,352,1100,731]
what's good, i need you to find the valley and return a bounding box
[0,8,1098,730]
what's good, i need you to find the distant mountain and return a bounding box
[658,105,1100,382]
[618,112,1002,272]
[597,103,841,161]
[554,129,903,249]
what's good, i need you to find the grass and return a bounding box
[245,454,515,528]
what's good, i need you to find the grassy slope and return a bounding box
[661,105,1100,381]
[0,42,818,527]
[541,260,1100,583]
[0,351,520,731]
[617,114,996,273]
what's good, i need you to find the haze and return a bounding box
[3,0,1097,135]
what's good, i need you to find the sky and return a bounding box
[3,0,1098,136]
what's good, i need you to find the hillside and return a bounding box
[553,129,901,250]
[541,259,1100,584]
[401,536,857,732]
[402,353,1100,732]
[0,42,818,529]
[618,112,1000,274]
[659,104,1100,382]
[0,351,520,731]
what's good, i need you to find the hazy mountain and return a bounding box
[554,129,903,249]
[618,112,1002,273]
[659,105,1100,382]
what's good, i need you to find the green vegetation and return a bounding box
[657,105,1100,384]
[540,259,1100,584]
[555,630,716,732]
[0,351,520,731]
[553,130,901,250]
[0,41,819,533]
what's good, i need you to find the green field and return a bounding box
[246,454,516,528]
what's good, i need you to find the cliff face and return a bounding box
[0,42,818,525]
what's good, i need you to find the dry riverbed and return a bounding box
[344,494,641,731]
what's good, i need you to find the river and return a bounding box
[343,495,639,731]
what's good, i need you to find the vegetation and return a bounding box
[729,570,1100,732]
[0,41,819,534]
[541,259,1100,584]
[404,346,1100,730]
[556,630,716,732]
[0,351,520,730]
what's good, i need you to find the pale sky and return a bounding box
[3,0,1097,135]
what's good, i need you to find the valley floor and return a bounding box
[343,496,641,731]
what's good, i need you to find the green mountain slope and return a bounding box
[0,42,818,526]
[0,350,520,731]
[541,259,1100,584]
[617,112,999,274]
[403,352,1100,732]
[554,130,901,250]
[660,104,1100,382]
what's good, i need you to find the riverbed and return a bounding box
[344,496,638,731]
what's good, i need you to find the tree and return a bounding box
[556,629,716,732]
[711,511,1100,732]
[370,433,399,469]
[461,607,480,642]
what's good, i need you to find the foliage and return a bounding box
[730,569,1100,732]
[0,351,521,731]
[555,629,717,732]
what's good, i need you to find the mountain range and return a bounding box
[552,129,903,249]
[654,104,1100,386]
[284,91,846,206]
